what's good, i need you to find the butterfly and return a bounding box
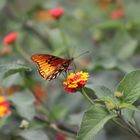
[31,54,73,80]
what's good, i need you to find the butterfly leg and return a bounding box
[72,62,77,73]
[67,68,72,74]
[69,62,76,73]
[62,72,67,79]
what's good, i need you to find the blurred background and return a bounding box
[0,0,140,140]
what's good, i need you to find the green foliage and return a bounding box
[77,70,140,139]
[77,106,116,140]
[0,0,6,11]
[117,70,140,104]
[1,0,140,140]
[0,116,9,128]
[8,90,36,120]
[93,86,114,99]
[119,103,140,112]
[4,65,31,79]
[0,63,31,79]
[19,129,49,140]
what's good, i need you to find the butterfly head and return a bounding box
[62,58,73,69]
[69,57,74,62]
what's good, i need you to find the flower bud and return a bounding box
[3,32,18,46]
[19,120,29,129]
[115,91,123,98]
[49,7,64,20]
[105,100,116,110]
[111,9,124,20]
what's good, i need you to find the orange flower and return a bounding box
[111,9,124,20]
[63,71,89,93]
[34,10,54,22]
[98,0,112,10]
[3,32,18,46]
[49,7,64,20]
[0,86,4,94]
[0,96,10,118]
[32,83,46,103]
[6,85,22,96]
[0,46,12,56]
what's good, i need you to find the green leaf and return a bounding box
[112,31,138,60]
[0,116,9,128]
[119,103,140,112]
[117,60,135,73]
[76,105,116,140]
[96,20,124,30]
[3,64,31,78]
[8,90,36,120]
[117,38,137,60]
[93,59,135,73]
[83,87,95,99]
[122,109,135,123]
[19,129,49,140]
[93,86,114,99]
[84,87,95,95]
[117,70,140,104]
[0,63,31,79]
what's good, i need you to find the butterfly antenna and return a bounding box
[74,51,90,59]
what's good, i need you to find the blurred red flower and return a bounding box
[3,32,18,46]
[111,9,124,20]
[0,96,10,118]
[56,133,66,140]
[49,7,64,19]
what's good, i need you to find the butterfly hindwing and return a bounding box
[31,54,73,80]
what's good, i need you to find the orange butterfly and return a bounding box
[31,54,73,80]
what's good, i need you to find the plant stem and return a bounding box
[112,119,126,129]
[35,115,77,137]
[117,113,140,138]
[81,88,95,105]
[13,43,31,63]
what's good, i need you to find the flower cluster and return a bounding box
[3,32,18,46]
[49,7,64,20]
[111,9,124,20]
[0,96,10,118]
[63,71,89,93]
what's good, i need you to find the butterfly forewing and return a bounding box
[31,54,73,80]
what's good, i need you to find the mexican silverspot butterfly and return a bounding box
[31,54,73,80]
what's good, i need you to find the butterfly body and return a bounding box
[31,54,73,80]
